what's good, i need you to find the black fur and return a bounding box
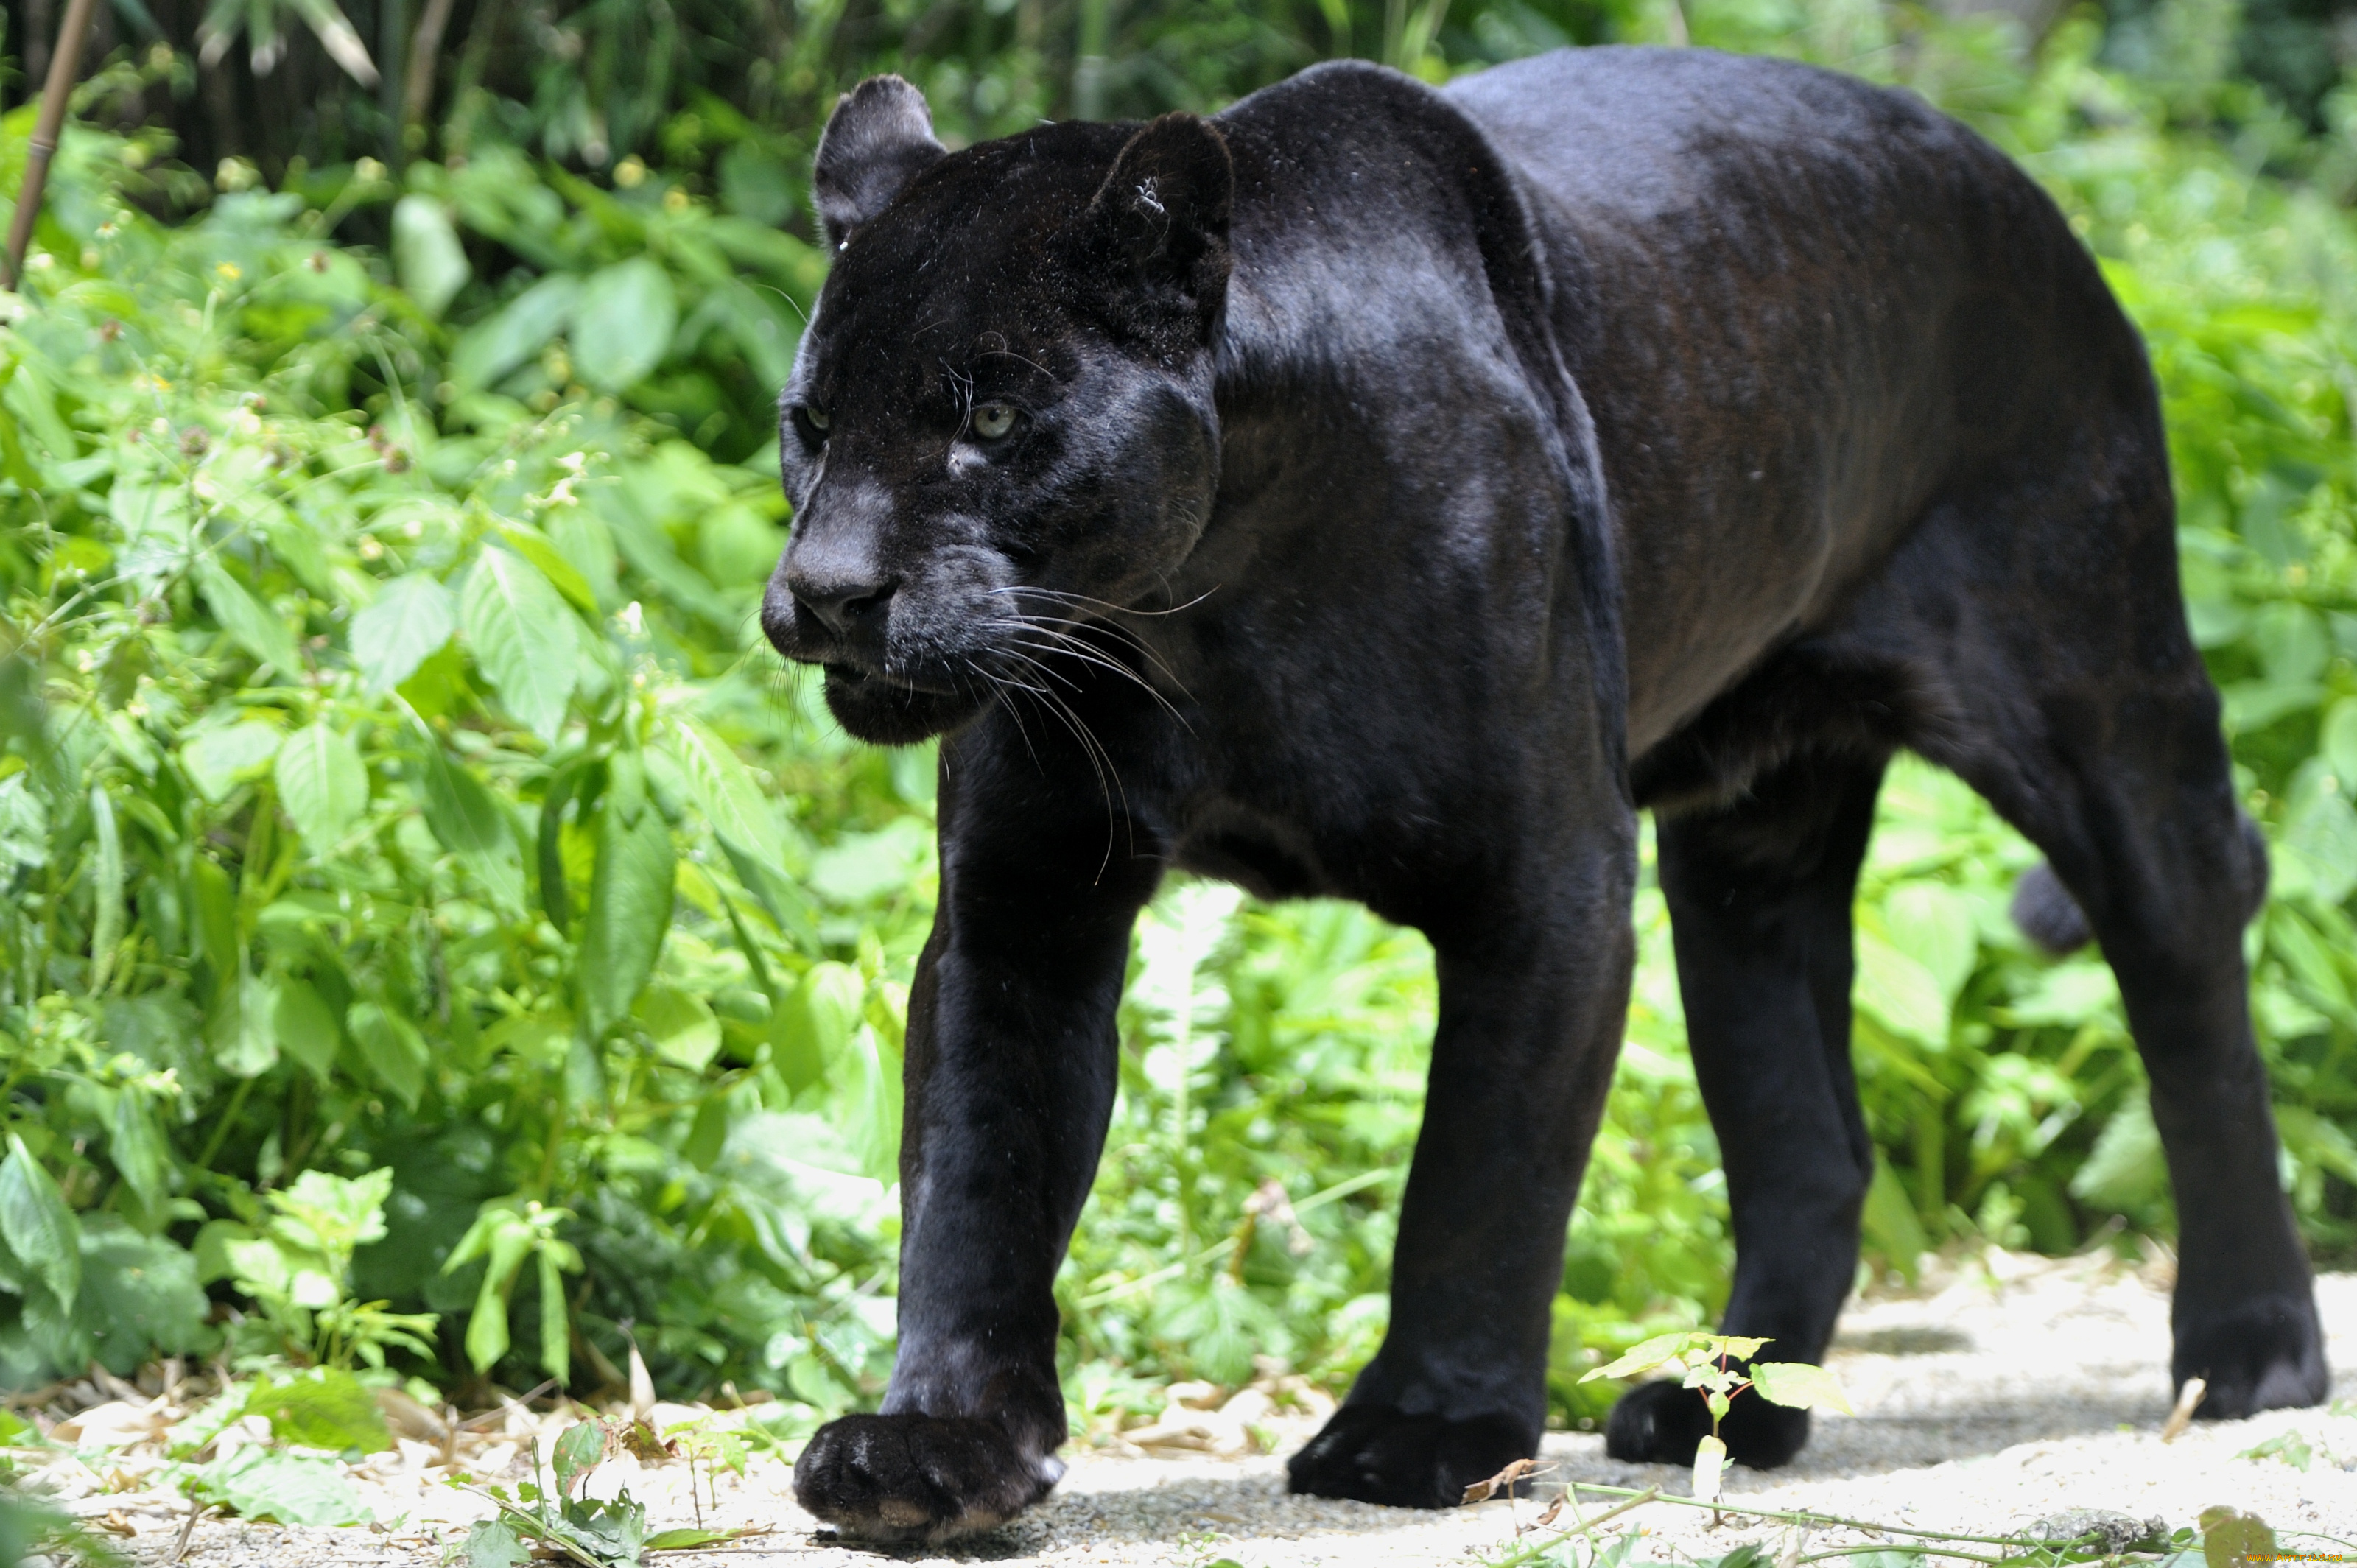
[765,49,2324,1539]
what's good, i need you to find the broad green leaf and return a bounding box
[552,1419,603,1497]
[451,274,580,391]
[392,194,470,317]
[496,524,597,616]
[351,573,455,695]
[2070,1091,2169,1215]
[193,1448,368,1526]
[244,1368,392,1452]
[193,554,302,675]
[274,723,368,850]
[2325,699,2357,789]
[183,719,284,803]
[636,985,721,1071]
[667,718,784,862]
[579,793,675,1036]
[464,1517,530,1568]
[347,999,429,1110]
[572,259,678,391]
[2201,1508,2276,1568]
[418,745,525,912]
[1854,928,1950,1050]
[1749,1360,1852,1413]
[209,969,280,1077]
[0,1136,80,1306]
[273,977,341,1083]
[460,549,577,742]
[108,1089,171,1209]
[78,1217,214,1371]
[1877,883,1978,1003]
[1581,1330,1712,1383]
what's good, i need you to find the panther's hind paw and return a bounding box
[2177,1291,2328,1420]
[1603,1379,1810,1469]
[1286,1406,1534,1509]
[790,1412,1062,1544]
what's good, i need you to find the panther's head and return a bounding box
[762,77,1233,745]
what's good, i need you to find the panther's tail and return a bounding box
[2010,862,2090,954]
[2009,816,2269,956]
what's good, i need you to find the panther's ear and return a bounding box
[1085,113,1232,323]
[813,75,946,249]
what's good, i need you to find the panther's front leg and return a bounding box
[1289,830,1637,1508]
[790,753,1160,1544]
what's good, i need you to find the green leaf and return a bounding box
[1581,1330,1710,1383]
[192,554,302,675]
[209,969,280,1077]
[193,1448,369,1526]
[87,785,124,989]
[2202,1508,2275,1568]
[0,1137,80,1306]
[636,985,721,1071]
[579,792,675,1036]
[538,1246,569,1383]
[78,1216,215,1371]
[182,719,284,803]
[347,999,429,1109]
[452,274,580,391]
[465,1517,532,1568]
[274,723,368,850]
[572,259,678,391]
[1749,1360,1852,1413]
[460,549,578,742]
[108,1089,171,1209]
[419,745,526,913]
[244,1368,392,1452]
[552,1419,603,1498]
[273,976,341,1083]
[351,573,456,695]
[667,719,784,863]
[1854,927,1950,1050]
[392,194,470,317]
[496,524,597,616]
[645,1527,739,1550]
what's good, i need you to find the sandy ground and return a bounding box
[44,1251,2357,1567]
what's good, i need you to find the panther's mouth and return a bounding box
[819,661,988,745]
[821,660,962,697]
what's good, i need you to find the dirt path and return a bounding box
[98,1254,2357,1567]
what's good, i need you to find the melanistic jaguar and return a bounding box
[759,46,2326,1542]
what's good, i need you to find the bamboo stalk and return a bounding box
[4,0,102,292]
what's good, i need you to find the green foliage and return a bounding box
[460,1421,746,1568]
[0,0,2351,1451]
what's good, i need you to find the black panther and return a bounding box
[762,47,2327,1542]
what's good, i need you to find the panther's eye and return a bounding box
[970,401,1018,441]
[795,405,829,440]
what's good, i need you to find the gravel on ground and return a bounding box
[36,1249,2357,1567]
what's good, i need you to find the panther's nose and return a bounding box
[787,562,896,638]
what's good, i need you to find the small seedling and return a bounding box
[1581,1333,1851,1513]
[457,1421,754,1568]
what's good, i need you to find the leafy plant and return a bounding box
[460,1421,747,1568]
[200,1168,438,1369]
[1580,1333,1850,1504]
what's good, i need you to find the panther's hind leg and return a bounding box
[1911,443,2324,1422]
[1606,748,1889,1469]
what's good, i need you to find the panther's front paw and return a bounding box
[2177,1292,2328,1420]
[1285,1405,1534,1508]
[790,1413,1062,1543]
[1603,1380,1810,1469]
